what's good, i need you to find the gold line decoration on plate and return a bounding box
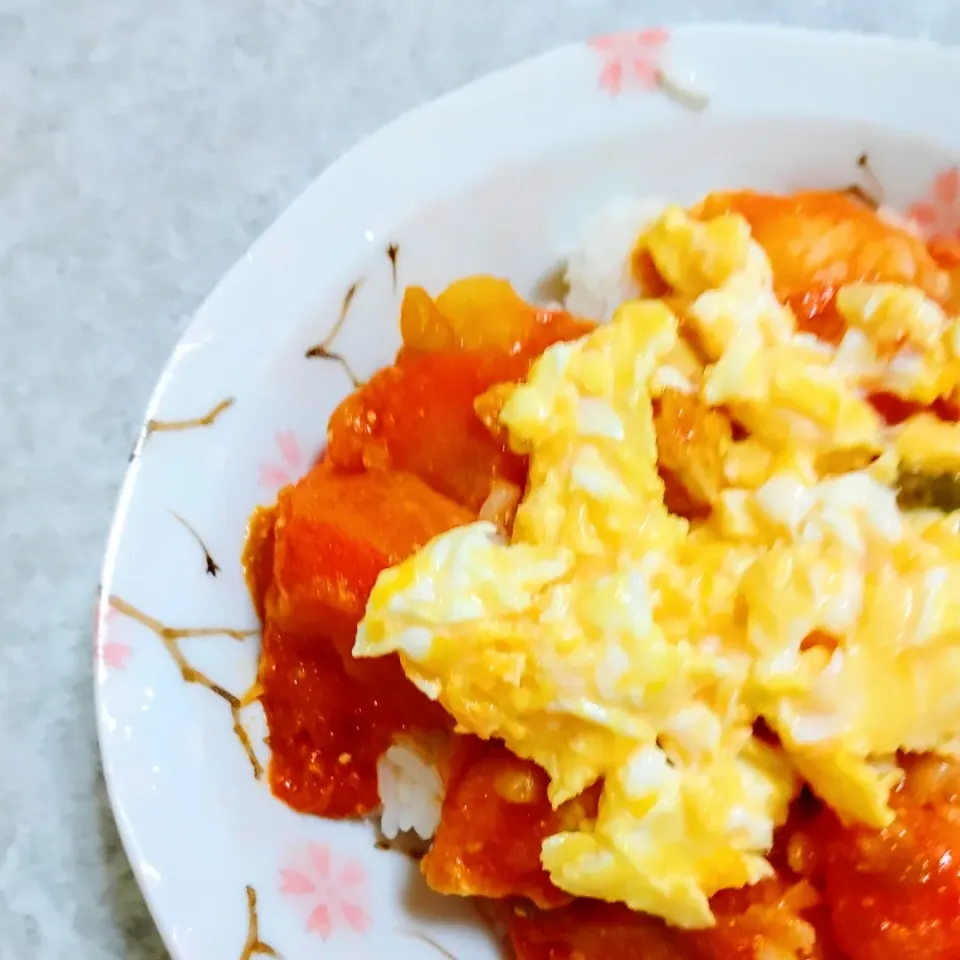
[108,595,265,778]
[387,243,400,292]
[840,152,885,209]
[130,397,236,460]
[239,886,279,960]
[305,280,364,386]
[171,511,221,577]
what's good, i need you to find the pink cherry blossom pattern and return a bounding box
[588,27,670,96]
[279,842,371,940]
[95,603,132,672]
[102,640,132,670]
[258,430,305,490]
[905,166,960,240]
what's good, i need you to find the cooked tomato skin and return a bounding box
[505,876,829,960]
[327,349,528,511]
[421,737,599,909]
[654,388,732,514]
[693,190,953,343]
[798,757,960,960]
[401,277,592,355]
[243,464,470,817]
[326,311,593,512]
[506,899,686,960]
[258,620,382,817]
[242,504,277,623]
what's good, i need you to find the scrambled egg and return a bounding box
[354,204,960,929]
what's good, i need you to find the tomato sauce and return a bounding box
[504,877,829,960]
[800,757,960,960]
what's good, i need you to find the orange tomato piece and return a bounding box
[928,235,960,314]
[328,339,591,512]
[688,880,826,960]
[400,276,592,354]
[330,281,592,511]
[399,284,451,351]
[694,191,953,344]
[506,900,686,960]
[265,463,469,640]
[806,755,960,960]
[421,737,599,909]
[266,463,469,704]
[505,878,827,960]
[327,349,527,510]
[248,464,470,817]
[259,619,383,817]
[242,504,277,623]
[654,388,732,513]
[928,234,960,271]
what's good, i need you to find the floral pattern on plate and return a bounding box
[588,27,670,95]
[280,842,372,939]
[95,600,130,671]
[906,166,960,240]
[258,430,306,490]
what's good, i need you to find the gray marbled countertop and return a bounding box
[3,1,960,958]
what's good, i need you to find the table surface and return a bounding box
[3,1,960,957]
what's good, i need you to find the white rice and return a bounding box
[564,195,667,321]
[377,737,445,841]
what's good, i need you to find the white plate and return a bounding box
[96,23,960,960]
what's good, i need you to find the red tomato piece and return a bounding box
[506,899,686,960]
[694,191,953,344]
[242,504,277,623]
[868,392,960,426]
[421,737,599,909]
[505,877,826,960]
[258,619,383,817]
[327,349,527,510]
[245,464,471,817]
[811,756,960,960]
[689,879,826,960]
[326,314,593,511]
[265,463,470,642]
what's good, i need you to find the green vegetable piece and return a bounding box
[896,469,960,512]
